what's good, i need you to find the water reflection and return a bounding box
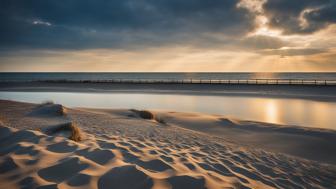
[264,100,279,124]
[0,92,335,130]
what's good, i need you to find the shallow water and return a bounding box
[1,72,336,82]
[1,91,336,130]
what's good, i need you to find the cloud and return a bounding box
[240,35,285,49]
[263,0,336,34]
[261,47,328,56]
[2,47,335,72]
[0,0,255,50]
[32,20,52,26]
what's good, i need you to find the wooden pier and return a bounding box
[36,79,336,85]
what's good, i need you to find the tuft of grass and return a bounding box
[130,109,168,125]
[138,110,155,120]
[40,100,54,106]
[68,123,82,142]
[46,122,82,142]
[58,105,67,116]
[131,109,155,120]
[36,101,66,116]
[0,116,5,125]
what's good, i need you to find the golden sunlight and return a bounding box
[265,100,280,124]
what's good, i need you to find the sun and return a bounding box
[248,15,282,37]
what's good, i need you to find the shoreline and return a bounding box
[1,82,336,102]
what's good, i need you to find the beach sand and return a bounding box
[0,100,335,189]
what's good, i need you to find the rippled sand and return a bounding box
[0,100,335,189]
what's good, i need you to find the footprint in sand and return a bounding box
[18,177,39,189]
[0,156,19,174]
[98,165,153,189]
[66,173,91,187]
[137,159,173,172]
[37,157,89,183]
[46,141,78,153]
[75,148,115,165]
[167,175,206,189]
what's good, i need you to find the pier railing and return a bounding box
[34,79,336,85]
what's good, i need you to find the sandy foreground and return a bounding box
[0,100,336,189]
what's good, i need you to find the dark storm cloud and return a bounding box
[263,0,336,34]
[0,0,254,50]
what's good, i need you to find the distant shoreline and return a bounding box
[1,72,336,82]
[1,78,336,85]
[1,81,336,102]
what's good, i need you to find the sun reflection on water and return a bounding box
[264,100,280,124]
[1,91,336,129]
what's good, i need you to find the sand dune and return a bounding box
[155,111,336,165]
[0,100,336,189]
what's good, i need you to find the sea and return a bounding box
[0,72,336,82]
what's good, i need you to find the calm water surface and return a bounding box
[1,72,336,81]
[1,92,335,130]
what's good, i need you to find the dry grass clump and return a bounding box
[37,100,54,108]
[68,123,82,142]
[0,116,5,125]
[41,100,54,105]
[34,101,67,116]
[131,109,155,120]
[0,120,5,127]
[131,109,167,125]
[46,122,82,142]
[138,110,155,120]
[57,105,67,116]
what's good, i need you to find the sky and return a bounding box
[0,0,335,72]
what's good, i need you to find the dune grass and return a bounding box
[37,100,54,108]
[36,101,67,116]
[138,110,155,120]
[57,105,67,116]
[41,100,54,105]
[130,109,154,120]
[131,109,167,125]
[46,122,82,142]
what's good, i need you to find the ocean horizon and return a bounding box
[1,72,336,82]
